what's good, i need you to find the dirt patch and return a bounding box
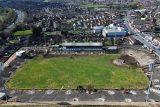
[120,48,155,67]
[113,55,139,68]
[113,59,125,66]
[120,55,139,67]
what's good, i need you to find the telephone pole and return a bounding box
[146,59,154,102]
[0,62,7,102]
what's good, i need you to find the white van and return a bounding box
[0,92,6,100]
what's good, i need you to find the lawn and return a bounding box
[7,54,148,89]
[0,16,4,22]
[13,30,32,37]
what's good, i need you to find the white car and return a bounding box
[0,92,6,100]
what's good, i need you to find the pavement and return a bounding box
[0,55,159,103]
[125,10,160,58]
[4,89,160,103]
[1,10,160,104]
[1,101,160,106]
[0,45,160,103]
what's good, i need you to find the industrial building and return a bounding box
[56,42,119,53]
[102,24,127,37]
[60,42,103,51]
[93,26,104,33]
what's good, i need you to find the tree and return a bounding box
[29,26,43,45]
[15,23,27,31]
[32,26,42,36]
[61,30,68,36]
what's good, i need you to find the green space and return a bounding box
[0,8,16,30]
[13,30,33,37]
[7,54,148,89]
[0,16,4,22]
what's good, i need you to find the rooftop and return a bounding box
[103,24,126,32]
[62,42,103,47]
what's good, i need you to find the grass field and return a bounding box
[13,30,32,37]
[0,16,4,21]
[7,54,148,89]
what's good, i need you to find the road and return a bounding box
[4,9,25,32]
[125,10,160,58]
[1,10,160,104]
[0,51,159,103]
[124,10,160,102]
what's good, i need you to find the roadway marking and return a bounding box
[150,88,160,94]
[26,90,35,95]
[125,98,132,102]
[45,90,54,95]
[144,90,149,94]
[10,90,16,95]
[148,99,155,102]
[108,90,115,95]
[72,97,79,101]
[129,90,137,95]
[154,85,160,88]
[153,79,159,83]
[97,98,105,102]
[65,90,72,95]
[86,90,93,94]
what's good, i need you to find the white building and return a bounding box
[93,26,104,33]
[102,24,127,37]
[62,42,103,47]
[16,50,25,57]
[153,38,160,46]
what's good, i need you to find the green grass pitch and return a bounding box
[7,54,148,89]
[13,30,32,37]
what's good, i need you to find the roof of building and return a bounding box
[93,26,104,29]
[0,92,5,99]
[154,37,160,42]
[134,9,146,13]
[62,42,103,47]
[103,24,126,33]
[107,46,118,50]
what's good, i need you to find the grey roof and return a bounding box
[62,42,103,46]
[107,46,118,50]
[103,24,126,33]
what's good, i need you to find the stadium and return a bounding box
[4,43,150,90]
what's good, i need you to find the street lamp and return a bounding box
[146,59,155,102]
[0,62,7,102]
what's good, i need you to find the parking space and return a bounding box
[0,50,160,103]
[6,89,160,102]
[1,56,160,103]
